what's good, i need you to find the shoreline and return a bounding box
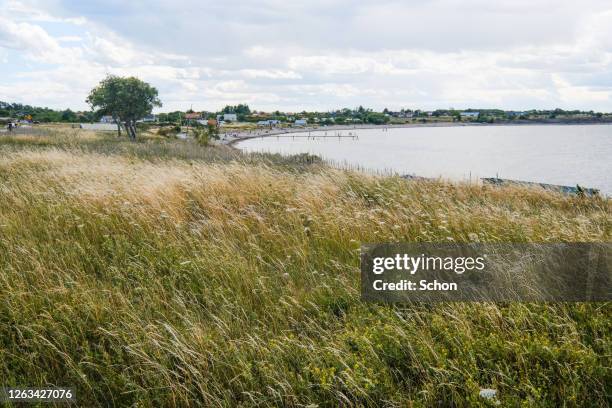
[224,121,612,147]
[226,121,609,196]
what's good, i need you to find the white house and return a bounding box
[294,119,307,126]
[460,112,480,119]
[257,119,281,127]
[100,115,115,123]
[216,113,238,122]
[139,114,157,123]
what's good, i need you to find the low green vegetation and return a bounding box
[0,128,609,407]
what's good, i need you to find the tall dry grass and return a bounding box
[0,130,609,406]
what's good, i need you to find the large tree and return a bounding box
[87,75,161,140]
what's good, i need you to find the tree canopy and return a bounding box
[221,104,250,115]
[87,75,161,139]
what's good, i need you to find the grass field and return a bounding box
[0,128,610,407]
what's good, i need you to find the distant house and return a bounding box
[257,119,280,127]
[100,115,115,123]
[183,112,202,126]
[294,119,307,126]
[184,112,202,120]
[140,114,157,123]
[460,112,480,119]
[198,119,217,127]
[216,114,238,123]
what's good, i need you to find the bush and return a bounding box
[157,126,181,137]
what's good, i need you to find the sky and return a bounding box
[1,0,612,112]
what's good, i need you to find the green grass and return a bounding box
[0,128,610,407]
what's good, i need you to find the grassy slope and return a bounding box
[0,129,610,407]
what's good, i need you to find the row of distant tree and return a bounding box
[0,102,249,124]
[0,102,95,123]
[1,100,608,125]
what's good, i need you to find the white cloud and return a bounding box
[1,0,86,24]
[244,46,275,59]
[0,0,611,111]
[239,69,301,79]
[0,16,81,64]
[57,36,83,43]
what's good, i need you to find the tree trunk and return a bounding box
[125,121,134,140]
[130,121,137,140]
[115,120,121,137]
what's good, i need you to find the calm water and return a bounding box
[238,124,612,194]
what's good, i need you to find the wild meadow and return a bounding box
[0,127,609,407]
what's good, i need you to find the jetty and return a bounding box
[269,134,358,138]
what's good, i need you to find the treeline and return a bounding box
[0,101,95,123]
[150,105,389,125]
[2,100,609,125]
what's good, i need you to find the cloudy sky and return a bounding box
[1,0,612,112]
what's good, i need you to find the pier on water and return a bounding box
[272,131,359,140]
